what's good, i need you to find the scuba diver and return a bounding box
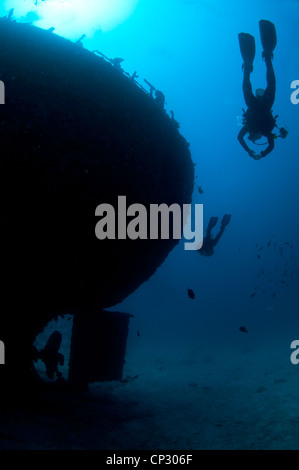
[197,215,231,257]
[238,20,288,160]
[37,331,64,380]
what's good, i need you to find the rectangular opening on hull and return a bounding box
[69,310,132,386]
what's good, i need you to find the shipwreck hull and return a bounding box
[0,19,194,382]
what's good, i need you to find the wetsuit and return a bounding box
[197,218,227,257]
[238,57,276,159]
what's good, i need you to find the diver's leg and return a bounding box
[212,225,226,246]
[212,215,231,246]
[264,57,276,108]
[242,66,255,108]
[207,217,218,233]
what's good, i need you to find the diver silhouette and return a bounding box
[197,215,231,257]
[238,20,287,160]
[38,330,64,380]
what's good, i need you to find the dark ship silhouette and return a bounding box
[0,18,194,389]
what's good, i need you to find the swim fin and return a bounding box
[207,217,219,231]
[238,33,255,69]
[259,20,277,58]
[221,214,232,227]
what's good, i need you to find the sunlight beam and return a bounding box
[3,0,139,38]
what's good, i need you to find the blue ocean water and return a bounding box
[1,0,299,450]
[104,0,299,354]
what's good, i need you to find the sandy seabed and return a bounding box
[1,325,299,450]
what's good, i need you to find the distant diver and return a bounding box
[197,215,231,257]
[238,20,288,160]
[38,330,64,380]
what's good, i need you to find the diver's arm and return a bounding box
[261,133,275,158]
[238,126,249,151]
[238,126,257,158]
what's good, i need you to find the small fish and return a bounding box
[250,293,257,298]
[259,247,264,251]
[267,241,271,247]
[187,288,195,300]
[257,254,261,259]
[280,280,286,284]
[239,326,248,333]
[272,293,276,298]
[285,242,291,246]
[137,330,141,337]
[197,185,204,195]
